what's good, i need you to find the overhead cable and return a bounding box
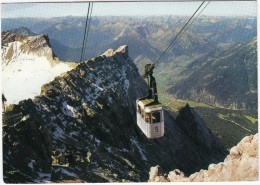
[154,1,206,65]
[80,2,93,62]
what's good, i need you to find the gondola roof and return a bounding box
[137,98,163,109]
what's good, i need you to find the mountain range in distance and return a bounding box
[2,16,256,60]
[2,15,257,111]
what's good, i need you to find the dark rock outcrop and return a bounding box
[176,104,226,153]
[3,100,52,183]
[3,44,227,183]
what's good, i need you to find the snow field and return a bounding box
[2,41,73,105]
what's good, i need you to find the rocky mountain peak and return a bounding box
[2,31,55,62]
[102,45,128,57]
[8,26,36,36]
[1,31,26,45]
[176,103,225,151]
[3,41,227,183]
[20,33,55,58]
[114,45,128,55]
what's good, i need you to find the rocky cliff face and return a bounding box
[149,133,258,182]
[2,36,227,182]
[2,31,55,61]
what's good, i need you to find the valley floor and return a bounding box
[159,93,258,149]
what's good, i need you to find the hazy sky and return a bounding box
[1,1,257,18]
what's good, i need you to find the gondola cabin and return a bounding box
[136,98,164,139]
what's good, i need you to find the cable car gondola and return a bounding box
[136,64,164,139]
[135,2,210,138]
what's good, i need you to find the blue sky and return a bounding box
[1,1,257,18]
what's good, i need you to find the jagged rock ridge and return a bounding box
[3,43,227,183]
[2,31,56,63]
[149,133,258,182]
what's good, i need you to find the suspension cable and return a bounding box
[154,1,206,65]
[143,1,208,78]
[174,1,211,47]
[82,2,94,60]
[80,2,93,62]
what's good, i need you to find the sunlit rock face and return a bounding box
[149,133,258,182]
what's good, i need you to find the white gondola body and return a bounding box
[136,99,164,138]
